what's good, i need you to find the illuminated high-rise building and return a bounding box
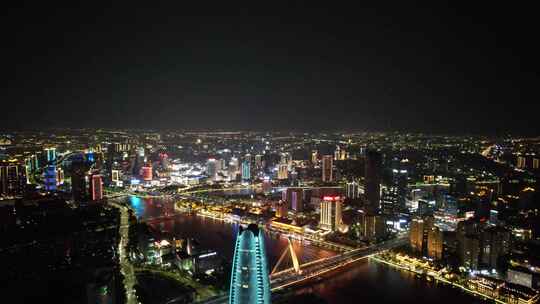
[44,165,57,191]
[311,150,318,165]
[410,216,434,256]
[322,155,333,182]
[254,154,263,169]
[89,174,103,201]
[358,212,386,241]
[207,158,218,180]
[319,196,342,231]
[229,224,271,304]
[275,200,287,218]
[56,167,64,185]
[113,143,131,153]
[280,152,291,167]
[346,181,359,199]
[287,188,303,212]
[277,164,288,180]
[516,155,526,169]
[141,165,153,181]
[427,225,443,260]
[0,160,26,197]
[111,169,120,184]
[241,160,251,182]
[480,227,511,269]
[334,146,341,161]
[365,150,382,211]
[229,158,239,180]
[262,178,272,193]
[45,147,57,164]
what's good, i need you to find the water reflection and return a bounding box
[126,196,480,304]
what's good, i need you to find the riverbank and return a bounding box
[370,254,508,303]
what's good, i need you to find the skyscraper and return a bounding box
[44,165,57,191]
[241,160,251,182]
[45,147,57,164]
[311,150,318,165]
[275,200,287,218]
[334,146,341,161]
[0,160,26,197]
[516,155,526,169]
[320,196,342,231]
[322,155,333,182]
[346,181,359,199]
[365,150,382,211]
[141,165,153,181]
[207,158,218,180]
[229,224,271,304]
[427,225,443,260]
[277,164,288,180]
[288,188,303,212]
[254,154,263,169]
[90,174,103,201]
[410,216,434,256]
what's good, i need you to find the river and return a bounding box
[125,195,484,303]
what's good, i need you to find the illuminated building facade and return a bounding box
[229,224,271,304]
[346,181,359,199]
[275,200,287,218]
[0,160,27,197]
[358,213,386,241]
[141,165,153,181]
[241,160,251,182]
[284,188,303,213]
[427,225,443,260]
[44,165,57,191]
[90,174,103,201]
[517,155,526,169]
[320,196,342,231]
[277,164,288,180]
[311,150,318,164]
[207,158,217,180]
[322,155,333,182]
[410,216,434,256]
[45,147,57,164]
[111,169,120,184]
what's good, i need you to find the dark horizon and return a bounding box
[3,3,539,135]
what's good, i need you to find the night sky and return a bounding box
[3,3,539,134]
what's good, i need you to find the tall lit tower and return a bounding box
[44,165,57,191]
[319,196,342,231]
[89,174,103,201]
[0,160,27,197]
[322,155,333,182]
[311,150,318,165]
[229,224,271,304]
[277,164,288,180]
[45,147,57,164]
[207,158,218,180]
[241,160,251,182]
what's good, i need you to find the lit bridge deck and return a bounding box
[198,235,408,304]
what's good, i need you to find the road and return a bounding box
[109,201,138,304]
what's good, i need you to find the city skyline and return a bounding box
[3,2,540,304]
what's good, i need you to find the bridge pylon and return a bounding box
[271,236,301,275]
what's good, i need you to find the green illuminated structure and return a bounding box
[229,224,271,304]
